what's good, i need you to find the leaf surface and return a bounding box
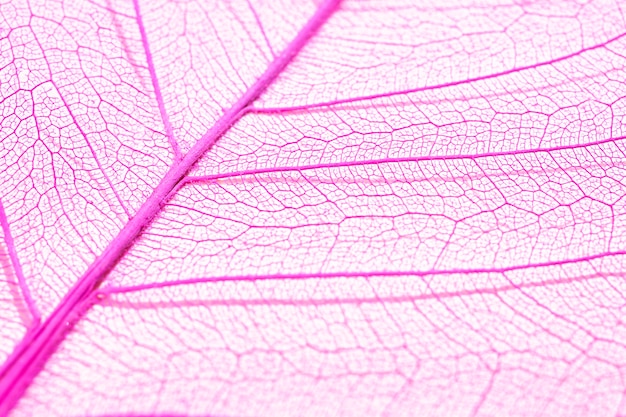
[2,0,626,416]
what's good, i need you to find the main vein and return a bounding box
[0,0,341,414]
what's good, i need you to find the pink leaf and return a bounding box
[2,0,626,416]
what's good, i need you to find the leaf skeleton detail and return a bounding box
[2,0,626,416]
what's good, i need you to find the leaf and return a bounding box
[2,0,626,415]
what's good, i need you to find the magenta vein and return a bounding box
[100,249,626,296]
[245,0,276,59]
[92,414,225,417]
[30,31,133,220]
[184,135,626,184]
[133,0,181,161]
[0,200,40,324]
[0,0,341,414]
[100,270,614,309]
[250,31,626,113]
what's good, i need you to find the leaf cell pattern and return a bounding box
[2,0,626,416]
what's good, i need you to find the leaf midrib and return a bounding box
[0,0,341,414]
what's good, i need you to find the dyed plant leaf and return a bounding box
[2,0,626,415]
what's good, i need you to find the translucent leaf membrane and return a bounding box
[135,0,317,152]
[0,0,330,409]
[0,0,317,320]
[109,150,624,286]
[257,0,626,108]
[108,35,626,287]
[13,258,626,416]
[197,35,626,178]
[0,0,172,318]
[0,224,28,365]
[4,0,626,415]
